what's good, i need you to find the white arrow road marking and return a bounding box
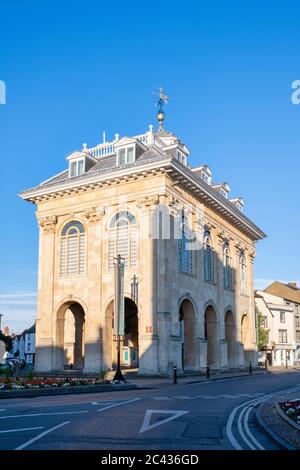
[139,409,189,434]
[15,421,70,451]
[0,427,44,434]
[97,397,141,412]
[93,398,134,405]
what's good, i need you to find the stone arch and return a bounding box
[225,309,235,368]
[178,297,197,370]
[104,296,139,370]
[241,313,251,362]
[57,216,87,238]
[204,304,218,367]
[55,300,85,371]
[104,207,140,231]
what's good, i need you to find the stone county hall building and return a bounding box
[20,109,266,375]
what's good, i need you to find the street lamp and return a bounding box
[0,313,3,331]
[113,255,125,382]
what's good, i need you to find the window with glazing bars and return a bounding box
[60,221,85,276]
[109,211,137,269]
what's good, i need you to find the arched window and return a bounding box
[240,254,247,294]
[60,221,85,276]
[109,211,137,269]
[204,231,214,282]
[178,213,193,274]
[223,243,233,289]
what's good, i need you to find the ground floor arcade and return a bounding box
[35,297,257,375]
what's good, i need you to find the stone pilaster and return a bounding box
[35,215,58,372]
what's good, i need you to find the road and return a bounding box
[0,370,299,450]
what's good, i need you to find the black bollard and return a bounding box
[173,365,177,384]
[249,361,253,374]
[206,363,210,379]
[265,358,268,370]
[285,358,288,369]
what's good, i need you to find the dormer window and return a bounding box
[177,151,187,166]
[230,197,244,212]
[220,188,228,199]
[192,165,212,185]
[69,159,85,178]
[201,172,209,183]
[212,182,230,199]
[117,146,135,166]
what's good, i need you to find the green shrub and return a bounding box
[99,370,107,382]
[27,367,35,380]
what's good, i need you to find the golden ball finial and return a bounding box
[157,111,164,122]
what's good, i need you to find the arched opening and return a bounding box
[204,305,218,367]
[241,313,251,363]
[56,301,85,371]
[225,310,235,368]
[179,299,197,370]
[105,297,139,369]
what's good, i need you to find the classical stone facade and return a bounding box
[20,123,266,375]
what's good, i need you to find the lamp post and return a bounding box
[0,313,3,331]
[113,255,125,382]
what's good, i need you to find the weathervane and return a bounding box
[153,87,169,131]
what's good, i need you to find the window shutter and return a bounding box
[117,225,128,265]
[60,238,67,275]
[79,234,85,273]
[67,235,78,274]
[130,226,136,267]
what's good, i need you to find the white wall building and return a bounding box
[24,325,36,365]
[255,291,296,366]
[6,325,36,366]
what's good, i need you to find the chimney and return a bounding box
[288,282,297,288]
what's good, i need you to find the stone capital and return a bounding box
[235,240,246,255]
[84,206,105,224]
[248,249,256,263]
[217,228,229,245]
[136,195,160,211]
[37,215,57,234]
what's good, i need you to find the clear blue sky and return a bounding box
[1,0,300,332]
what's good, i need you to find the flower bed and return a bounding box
[279,399,300,425]
[0,376,111,391]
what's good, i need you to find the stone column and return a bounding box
[35,215,57,372]
[83,206,104,373]
[137,199,159,375]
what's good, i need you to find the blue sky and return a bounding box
[1,0,300,332]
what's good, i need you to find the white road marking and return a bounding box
[244,406,265,450]
[97,397,141,412]
[0,409,6,412]
[93,398,134,405]
[150,397,172,400]
[174,396,196,400]
[15,421,70,450]
[139,409,189,433]
[0,410,88,419]
[0,427,44,434]
[237,405,256,450]
[226,385,300,450]
[31,402,91,408]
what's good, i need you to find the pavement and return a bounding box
[0,367,299,450]
[257,389,300,449]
